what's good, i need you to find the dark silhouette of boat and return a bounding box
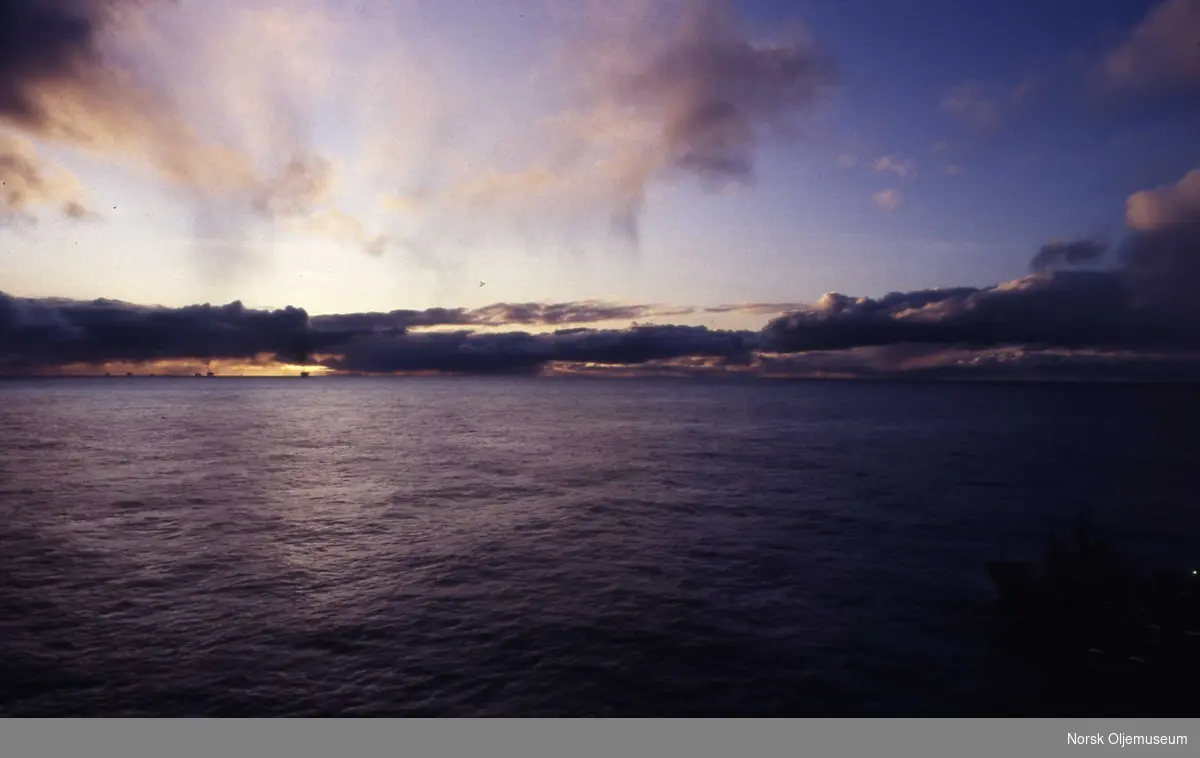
[300,371,310,378]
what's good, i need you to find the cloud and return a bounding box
[758,272,1198,354]
[0,291,750,375]
[6,285,1193,382]
[1029,239,1106,272]
[251,155,335,219]
[704,302,806,315]
[1,1,835,268]
[762,167,1200,358]
[465,301,696,326]
[940,82,1001,130]
[135,4,392,262]
[598,1,836,187]
[309,301,696,333]
[836,153,857,168]
[5,200,1200,380]
[0,133,91,223]
[939,79,1036,130]
[873,155,915,178]
[1125,168,1200,231]
[0,1,391,267]
[402,0,838,246]
[0,0,257,191]
[325,324,755,375]
[1120,167,1200,318]
[0,294,320,372]
[1104,0,1200,92]
[292,209,391,258]
[306,308,470,335]
[0,0,126,133]
[551,353,754,378]
[873,189,901,211]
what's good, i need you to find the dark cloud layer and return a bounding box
[0,0,113,131]
[1120,225,1200,318]
[2,280,1197,379]
[762,195,1200,357]
[0,293,747,374]
[326,325,752,375]
[759,272,1198,353]
[0,294,320,371]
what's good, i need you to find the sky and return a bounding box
[1,0,1199,378]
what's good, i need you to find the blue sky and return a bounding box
[1,0,1198,331]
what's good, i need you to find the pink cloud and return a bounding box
[1105,0,1200,91]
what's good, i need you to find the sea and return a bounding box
[1,377,1198,716]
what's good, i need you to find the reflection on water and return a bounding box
[1,378,1198,715]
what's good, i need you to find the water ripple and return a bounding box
[1,378,1198,715]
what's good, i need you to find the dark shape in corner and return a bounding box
[987,512,1200,712]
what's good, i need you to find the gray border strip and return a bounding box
[0,719,1195,758]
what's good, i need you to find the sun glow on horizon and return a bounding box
[38,354,334,378]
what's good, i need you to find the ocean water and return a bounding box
[1,377,1198,716]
